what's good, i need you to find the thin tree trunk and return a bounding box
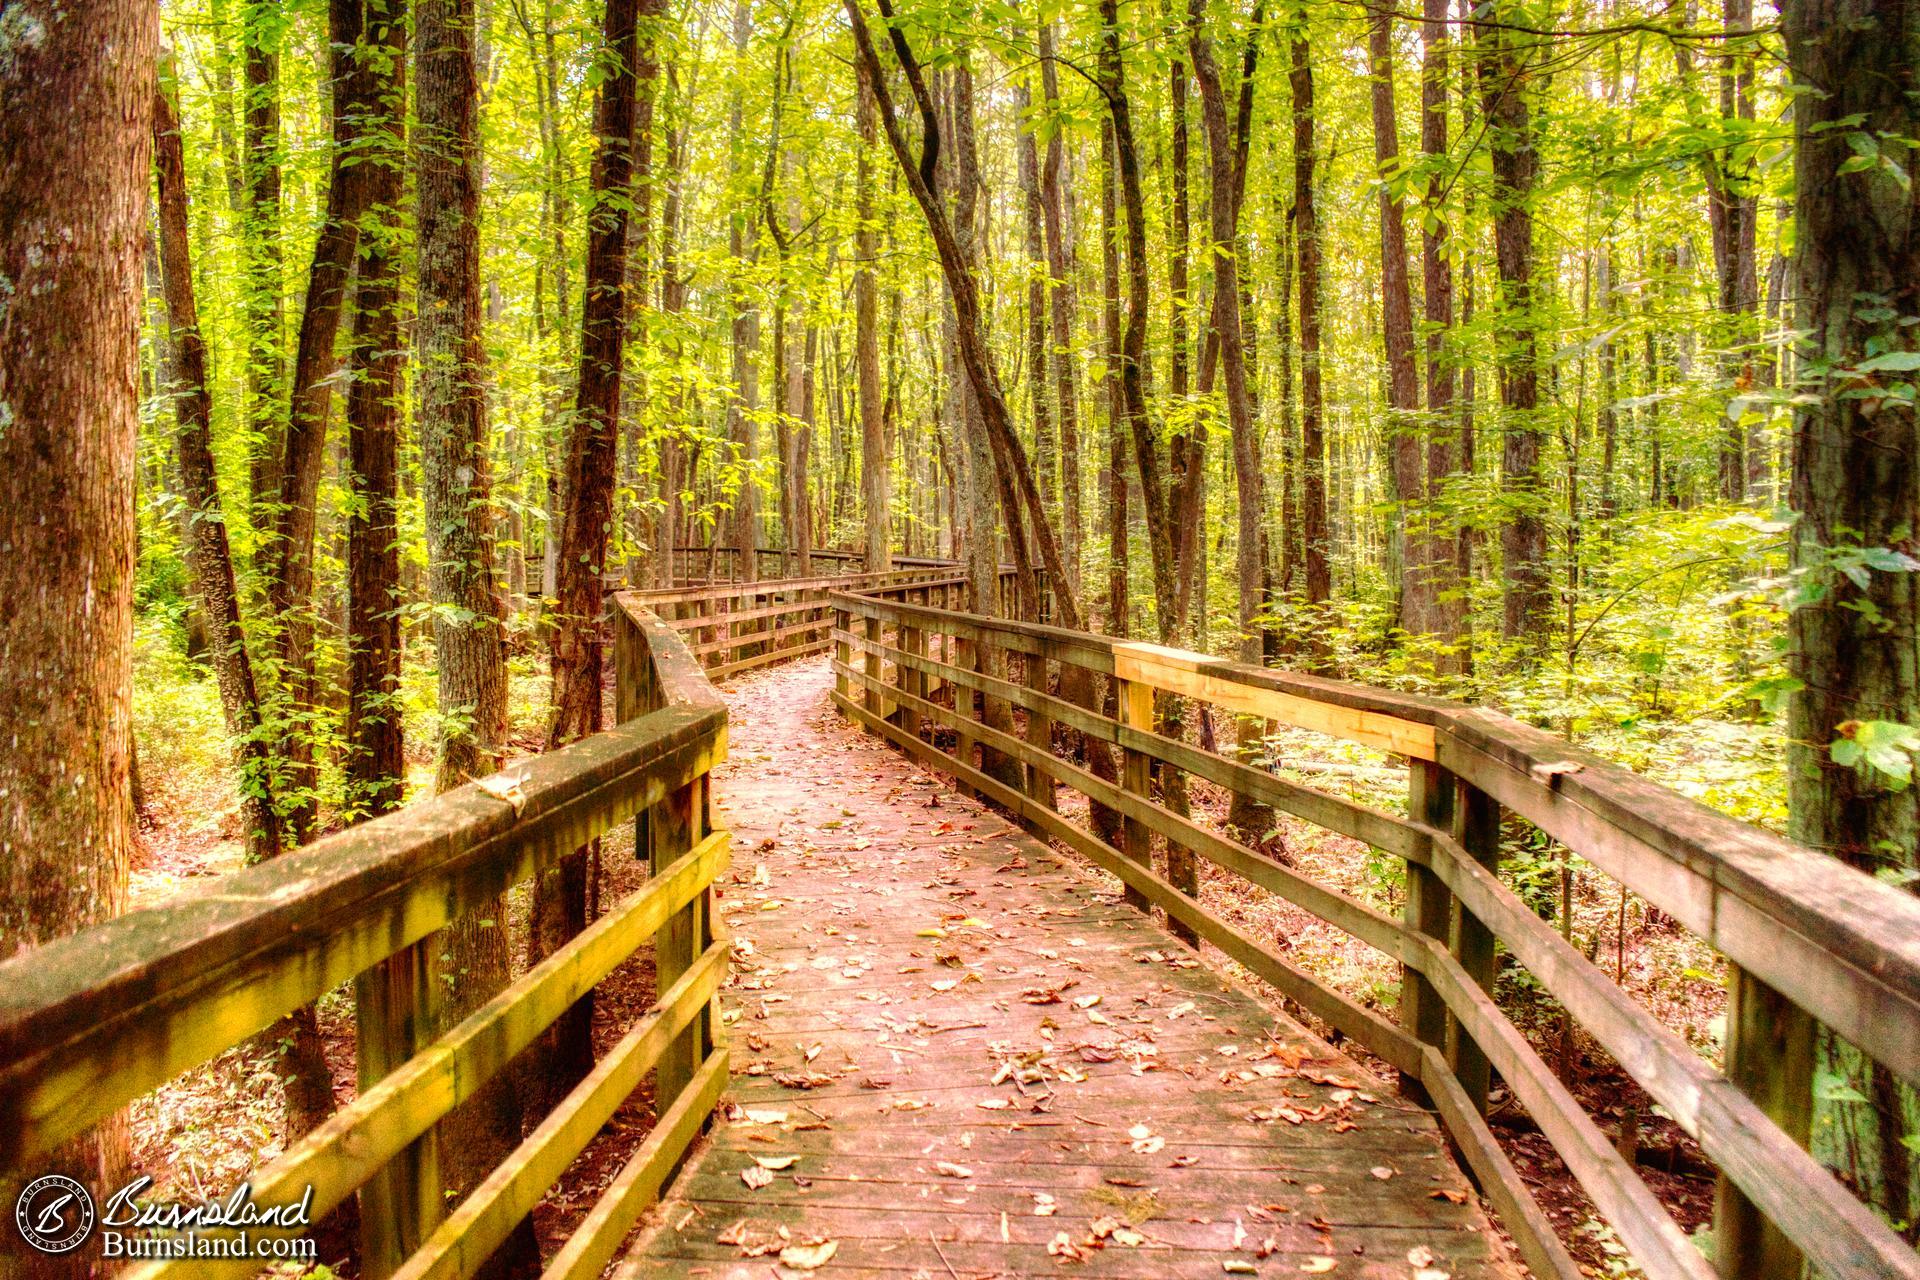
[154,76,285,869]
[537,0,645,1100]
[856,58,891,571]
[1369,5,1428,641]
[726,0,761,578]
[1038,23,1084,595]
[1421,0,1468,672]
[1291,35,1331,611]
[242,0,286,527]
[1477,4,1550,650]
[414,0,537,1262]
[267,0,383,846]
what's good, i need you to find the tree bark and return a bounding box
[1477,4,1550,651]
[1038,23,1084,596]
[267,0,384,845]
[1781,0,1919,1244]
[1369,5,1428,642]
[856,58,892,571]
[537,0,644,1099]
[725,0,761,578]
[1421,0,1468,672]
[153,75,285,870]
[1102,0,1178,643]
[242,0,286,528]
[1291,35,1331,611]
[343,0,408,826]
[414,0,538,1263]
[0,0,150,1254]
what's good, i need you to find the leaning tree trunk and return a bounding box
[413,0,539,1268]
[538,0,643,1100]
[1291,35,1331,615]
[266,0,381,848]
[0,0,150,1266]
[1771,0,1920,1269]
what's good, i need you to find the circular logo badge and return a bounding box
[14,1175,95,1255]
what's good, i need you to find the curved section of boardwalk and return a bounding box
[622,658,1515,1279]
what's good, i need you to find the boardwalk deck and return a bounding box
[620,658,1519,1280]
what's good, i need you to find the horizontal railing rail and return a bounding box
[827,586,1920,1280]
[628,566,1007,682]
[0,604,731,1280]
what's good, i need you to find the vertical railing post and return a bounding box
[354,943,443,1278]
[863,611,883,716]
[1712,969,1813,1279]
[1448,777,1501,1114]
[1115,673,1154,913]
[1023,648,1055,815]
[649,718,713,1117]
[898,599,924,735]
[834,604,851,702]
[1401,760,1455,1102]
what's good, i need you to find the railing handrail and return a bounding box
[0,601,732,1280]
[830,589,1920,1070]
[827,587,1920,1280]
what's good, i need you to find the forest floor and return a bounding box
[122,648,1726,1277]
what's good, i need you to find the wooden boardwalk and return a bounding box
[620,658,1516,1279]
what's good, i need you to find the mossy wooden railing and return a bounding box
[0,601,730,1280]
[829,586,1920,1280]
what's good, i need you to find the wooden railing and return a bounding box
[828,587,1920,1280]
[0,603,730,1280]
[628,564,1011,683]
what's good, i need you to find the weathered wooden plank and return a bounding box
[0,704,725,1165]
[546,1048,730,1280]
[1438,712,1920,1086]
[1411,826,1919,1280]
[390,941,729,1280]
[126,872,730,1280]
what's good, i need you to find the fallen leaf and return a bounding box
[778,1239,839,1270]
[936,1161,973,1178]
[1300,1258,1337,1273]
[1370,1166,1395,1181]
[740,1165,773,1190]
[754,1155,798,1171]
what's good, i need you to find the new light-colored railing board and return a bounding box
[827,588,1920,1280]
[0,605,732,1280]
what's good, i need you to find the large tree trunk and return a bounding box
[1368,5,1428,643]
[1477,5,1550,651]
[153,76,285,870]
[414,0,538,1266]
[856,58,891,571]
[537,0,644,1099]
[1779,0,1920,1256]
[0,0,150,1258]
